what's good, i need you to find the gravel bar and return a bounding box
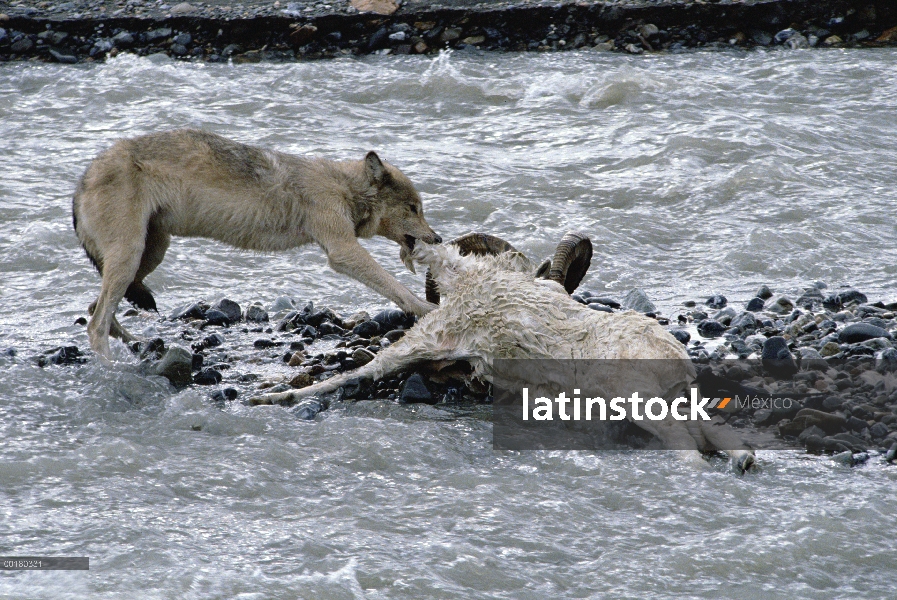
[0,0,895,63]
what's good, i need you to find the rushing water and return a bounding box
[1,48,896,598]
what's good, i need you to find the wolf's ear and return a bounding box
[364,151,386,185]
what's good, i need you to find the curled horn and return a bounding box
[425,233,523,305]
[544,232,592,294]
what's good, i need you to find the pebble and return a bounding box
[245,304,269,322]
[399,373,434,404]
[705,295,727,309]
[150,346,193,386]
[696,319,726,338]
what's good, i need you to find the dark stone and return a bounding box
[831,432,867,452]
[139,337,165,360]
[170,301,208,320]
[253,339,283,349]
[46,346,86,366]
[796,288,825,309]
[174,33,192,46]
[870,422,889,439]
[399,373,435,404]
[112,31,135,47]
[49,49,77,63]
[194,368,222,385]
[317,321,346,335]
[298,325,317,339]
[821,396,844,412]
[803,434,825,453]
[793,408,847,435]
[170,43,188,56]
[144,28,172,42]
[203,309,231,327]
[353,320,380,338]
[756,285,773,299]
[191,353,204,372]
[211,388,238,402]
[294,399,326,420]
[823,289,868,310]
[384,329,406,343]
[151,346,193,386]
[670,329,690,345]
[745,297,765,312]
[729,311,758,332]
[838,322,891,344]
[305,308,340,327]
[846,416,868,432]
[202,333,225,348]
[368,26,390,50]
[761,336,797,376]
[774,28,797,43]
[372,309,414,331]
[210,298,242,323]
[705,294,727,309]
[339,377,373,400]
[245,304,269,322]
[289,341,305,351]
[10,37,33,53]
[74,316,88,325]
[798,425,827,443]
[696,319,726,338]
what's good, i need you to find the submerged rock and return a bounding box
[151,346,193,386]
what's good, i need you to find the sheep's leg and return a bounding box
[250,336,436,406]
[696,417,755,473]
[628,415,709,468]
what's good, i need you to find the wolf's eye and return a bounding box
[409,205,419,214]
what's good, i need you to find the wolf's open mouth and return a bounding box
[400,236,417,273]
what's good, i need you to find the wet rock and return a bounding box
[289,371,314,388]
[745,297,765,312]
[823,289,867,310]
[774,28,798,44]
[194,368,222,385]
[845,416,868,432]
[622,289,656,313]
[245,304,269,322]
[318,321,346,336]
[697,320,726,338]
[624,43,643,54]
[870,422,889,439]
[200,333,225,349]
[353,320,380,338]
[254,339,283,349]
[44,345,87,366]
[191,353,204,372]
[210,298,241,322]
[138,337,166,360]
[729,311,758,332]
[766,296,795,315]
[10,37,33,53]
[112,31,135,47]
[352,348,375,366]
[203,310,231,327]
[49,49,78,63]
[796,288,825,309]
[151,346,193,386]
[798,424,827,443]
[372,309,414,331]
[669,329,690,345]
[399,373,435,404]
[384,329,406,343]
[839,323,891,344]
[705,295,727,309]
[210,388,238,402]
[588,297,621,309]
[294,398,326,420]
[762,336,797,376]
[339,377,373,400]
[271,296,296,312]
[756,285,773,299]
[170,301,208,320]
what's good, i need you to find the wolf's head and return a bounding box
[363,152,442,273]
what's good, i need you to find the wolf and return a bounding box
[72,129,442,358]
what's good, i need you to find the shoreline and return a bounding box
[0,0,895,63]
[33,280,897,465]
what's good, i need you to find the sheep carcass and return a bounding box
[256,233,755,471]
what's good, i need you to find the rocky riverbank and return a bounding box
[32,279,897,466]
[0,0,895,63]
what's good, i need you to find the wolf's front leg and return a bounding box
[325,240,437,316]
